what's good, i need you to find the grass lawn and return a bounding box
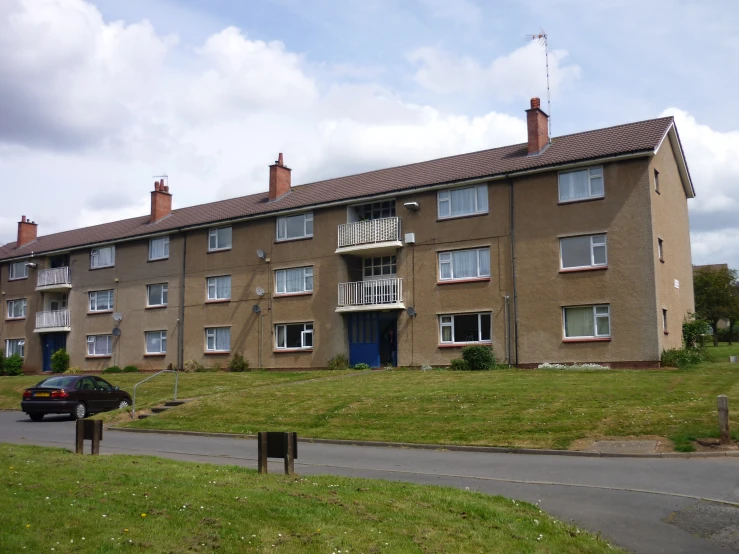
[0,444,620,554]
[126,344,739,451]
[0,371,328,412]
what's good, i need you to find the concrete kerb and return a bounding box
[105,427,739,459]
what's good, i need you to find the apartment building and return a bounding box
[0,98,695,371]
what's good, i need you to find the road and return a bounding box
[2,410,738,553]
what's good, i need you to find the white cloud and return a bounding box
[407,42,581,101]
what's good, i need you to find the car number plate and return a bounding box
[34,392,50,397]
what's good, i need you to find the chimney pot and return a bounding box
[163,185,169,193]
[21,215,26,222]
[526,97,549,155]
[269,153,291,201]
[277,153,284,166]
[530,97,540,109]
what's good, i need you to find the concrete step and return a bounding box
[151,406,171,414]
[164,400,188,407]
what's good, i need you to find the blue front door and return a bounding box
[348,312,380,367]
[42,333,67,372]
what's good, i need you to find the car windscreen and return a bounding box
[36,377,79,389]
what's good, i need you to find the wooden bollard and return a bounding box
[284,432,295,476]
[718,395,730,445]
[75,420,103,455]
[258,432,268,474]
[257,431,297,475]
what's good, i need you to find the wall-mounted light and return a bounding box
[403,201,420,212]
[407,307,417,317]
[252,304,262,314]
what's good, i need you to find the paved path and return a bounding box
[2,411,738,553]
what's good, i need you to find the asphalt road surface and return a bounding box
[2,410,738,553]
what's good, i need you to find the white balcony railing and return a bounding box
[35,310,70,330]
[37,267,71,288]
[338,278,403,308]
[337,217,401,249]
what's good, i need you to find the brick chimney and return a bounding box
[269,153,291,201]
[150,179,172,223]
[17,215,38,248]
[526,97,549,155]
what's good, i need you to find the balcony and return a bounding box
[336,217,402,256]
[336,278,404,312]
[34,310,71,333]
[36,267,72,292]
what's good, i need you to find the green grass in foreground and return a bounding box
[128,344,739,451]
[0,371,326,412]
[0,444,620,554]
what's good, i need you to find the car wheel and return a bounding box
[118,399,130,410]
[29,413,44,422]
[72,402,87,420]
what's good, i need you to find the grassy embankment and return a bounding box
[0,444,621,554]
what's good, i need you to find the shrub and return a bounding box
[183,360,205,373]
[228,352,249,372]
[352,362,370,370]
[123,365,139,373]
[661,348,708,368]
[683,315,710,349]
[4,354,24,376]
[103,366,122,374]
[0,349,4,376]
[50,349,70,374]
[461,345,496,370]
[327,353,350,371]
[64,366,82,374]
[449,358,469,371]
[717,326,739,342]
[420,363,433,371]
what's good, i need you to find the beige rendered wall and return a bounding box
[514,158,661,365]
[650,136,695,352]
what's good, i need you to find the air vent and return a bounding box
[404,233,416,244]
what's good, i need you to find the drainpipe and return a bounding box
[507,176,519,367]
[177,232,187,370]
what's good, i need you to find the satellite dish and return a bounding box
[407,307,417,317]
[256,287,265,297]
[112,313,123,322]
[256,249,266,259]
[112,328,122,337]
[252,304,261,314]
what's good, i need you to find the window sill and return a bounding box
[562,337,611,343]
[204,350,230,355]
[437,278,491,285]
[438,342,492,348]
[6,317,26,321]
[8,277,29,281]
[557,196,604,206]
[145,305,167,310]
[275,236,313,244]
[147,257,170,263]
[274,348,314,353]
[207,248,232,254]
[274,292,313,298]
[144,353,167,357]
[87,310,114,315]
[664,331,669,335]
[86,355,112,359]
[89,265,115,271]
[205,299,231,304]
[559,266,608,274]
[437,212,488,223]
[660,259,665,263]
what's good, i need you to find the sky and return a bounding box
[1,0,738,267]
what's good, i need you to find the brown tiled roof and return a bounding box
[0,116,677,261]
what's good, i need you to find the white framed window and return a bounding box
[363,256,397,278]
[5,338,25,357]
[658,238,664,262]
[558,166,604,203]
[275,322,313,349]
[437,185,488,219]
[662,309,668,333]
[275,267,313,294]
[145,330,167,354]
[205,327,230,352]
[563,305,611,339]
[358,201,395,220]
[7,299,27,319]
[439,313,492,344]
[90,246,115,268]
[654,169,660,194]
[89,290,114,312]
[207,276,231,301]
[8,261,28,280]
[147,283,168,307]
[87,335,113,356]
[276,213,313,241]
[560,235,607,269]
[438,248,490,281]
[149,236,170,260]
[208,227,232,251]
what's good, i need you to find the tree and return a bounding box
[693,266,739,346]
[725,283,739,345]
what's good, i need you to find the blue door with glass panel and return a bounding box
[42,333,67,372]
[348,313,380,368]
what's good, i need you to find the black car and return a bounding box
[21,375,132,421]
